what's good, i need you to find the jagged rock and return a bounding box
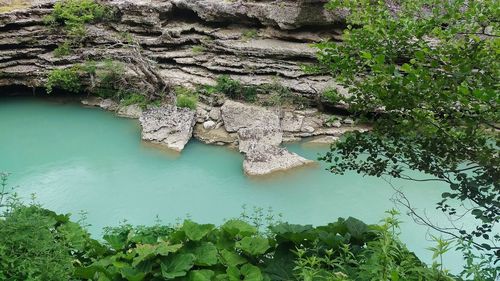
[193,124,236,145]
[243,143,313,176]
[281,111,304,132]
[171,0,346,30]
[81,97,103,107]
[203,120,216,130]
[306,135,339,145]
[326,119,342,128]
[343,117,355,125]
[139,106,196,152]
[221,100,280,132]
[99,99,119,111]
[117,104,143,119]
[237,127,282,153]
[208,107,221,121]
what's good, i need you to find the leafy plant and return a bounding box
[53,40,72,57]
[175,86,198,110]
[317,0,500,257]
[45,67,82,94]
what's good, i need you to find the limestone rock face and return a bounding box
[243,143,313,176]
[117,104,143,119]
[221,100,280,132]
[193,124,236,145]
[237,127,282,153]
[220,100,312,175]
[139,106,196,152]
[171,0,345,30]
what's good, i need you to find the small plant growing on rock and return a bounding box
[53,40,72,57]
[175,86,198,110]
[191,45,205,54]
[45,67,82,94]
[242,29,258,40]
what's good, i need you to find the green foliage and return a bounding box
[0,206,75,281]
[121,92,148,107]
[317,0,499,255]
[192,45,206,54]
[45,67,82,94]
[242,29,258,40]
[259,79,308,107]
[44,0,109,34]
[175,86,198,110]
[214,75,257,102]
[53,40,72,57]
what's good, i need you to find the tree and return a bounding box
[316,0,499,259]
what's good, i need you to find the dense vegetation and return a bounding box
[0,174,466,281]
[315,0,499,268]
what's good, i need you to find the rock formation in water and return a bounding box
[0,0,369,175]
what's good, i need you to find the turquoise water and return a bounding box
[0,97,472,271]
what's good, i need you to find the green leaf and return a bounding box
[344,217,368,240]
[361,51,372,60]
[189,270,215,281]
[400,63,412,73]
[220,249,247,267]
[193,242,218,266]
[182,220,215,241]
[240,264,263,281]
[156,241,183,256]
[222,220,257,238]
[161,253,196,279]
[236,237,270,256]
[120,267,145,281]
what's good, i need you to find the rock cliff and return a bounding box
[0,0,345,99]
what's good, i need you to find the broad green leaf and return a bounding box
[222,220,257,237]
[132,244,156,267]
[240,264,263,281]
[161,253,196,279]
[182,220,215,241]
[156,241,183,256]
[220,249,247,267]
[193,242,218,266]
[345,217,368,240]
[188,270,215,281]
[120,267,145,281]
[236,237,270,256]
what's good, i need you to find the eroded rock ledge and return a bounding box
[3,0,364,176]
[83,96,369,176]
[0,0,345,99]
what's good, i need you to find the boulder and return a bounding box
[193,124,237,145]
[281,111,304,132]
[243,143,314,176]
[237,127,282,153]
[117,104,143,119]
[203,120,216,130]
[306,135,339,145]
[221,100,280,132]
[208,107,221,121]
[99,99,119,111]
[139,106,196,152]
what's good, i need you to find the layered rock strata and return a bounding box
[0,0,345,99]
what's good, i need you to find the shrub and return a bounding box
[53,40,72,57]
[176,93,198,110]
[191,45,205,54]
[175,86,198,110]
[242,29,258,40]
[45,67,82,94]
[214,75,257,102]
[0,206,74,281]
[121,92,147,107]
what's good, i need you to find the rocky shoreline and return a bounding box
[82,96,369,176]
[1,0,369,176]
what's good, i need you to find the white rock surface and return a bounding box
[243,143,313,176]
[139,106,196,152]
[117,104,143,119]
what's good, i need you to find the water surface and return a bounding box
[0,96,473,271]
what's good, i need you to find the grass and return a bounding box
[0,0,31,13]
